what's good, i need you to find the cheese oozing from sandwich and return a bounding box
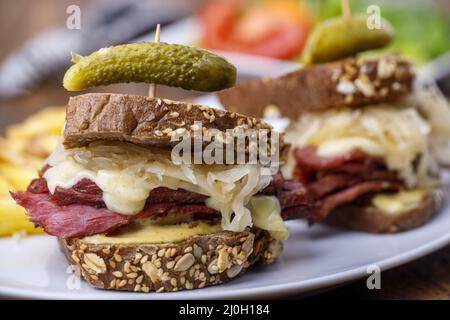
[44,141,288,239]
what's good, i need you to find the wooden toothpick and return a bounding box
[148,24,161,98]
[341,0,351,19]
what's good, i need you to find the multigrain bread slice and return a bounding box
[60,228,282,293]
[63,93,280,150]
[218,55,414,118]
[324,189,447,233]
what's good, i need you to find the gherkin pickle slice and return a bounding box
[63,42,237,92]
[301,15,394,64]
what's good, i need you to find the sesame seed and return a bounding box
[127,272,138,279]
[135,252,142,262]
[140,255,149,264]
[71,254,80,263]
[170,278,177,287]
[113,271,123,278]
[110,279,116,288]
[102,247,110,254]
[134,284,141,292]
[114,253,122,262]
[345,95,354,104]
[143,286,151,293]
[336,79,356,95]
[156,287,164,293]
[117,280,127,288]
[124,262,131,273]
[157,249,165,257]
[109,260,116,268]
[130,265,139,272]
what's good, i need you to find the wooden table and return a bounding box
[1,0,449,300]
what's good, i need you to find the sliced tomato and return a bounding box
[200,0,313,59]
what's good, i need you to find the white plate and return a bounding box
[1,193,450,300]
[1,20,449,298]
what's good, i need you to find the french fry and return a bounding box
[6,107,65,139]
[0,106,65,237]
[0,174,11,196]
[0,196,42,236]
[0,163,38,190]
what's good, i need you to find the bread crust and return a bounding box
[218,55,414,118]
[324,188,447,233]
[63,93,280,149]
[60,228,282,293]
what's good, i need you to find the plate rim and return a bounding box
[1,230,449,300]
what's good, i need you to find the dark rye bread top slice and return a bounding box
[63,93,283,151]
[218,55,415,119]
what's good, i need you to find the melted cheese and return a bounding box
[44,141,287,239]
[372,189,426,214]
[249,196,288,240]
[285,105,443,188]
[82,221,222,244]
[317,137,385,158]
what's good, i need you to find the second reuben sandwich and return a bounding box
[220,54,450,233]
[219,13,450,233]
[11,42,311,292]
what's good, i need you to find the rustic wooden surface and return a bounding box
[0,0,449,300]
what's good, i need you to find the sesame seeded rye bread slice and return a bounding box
[63,93,285,152]
[218,55,414,118]
[325,188,448,233]
[60,228,281,293]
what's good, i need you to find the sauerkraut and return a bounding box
[44,141,287,238]
[285,89,450,188]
